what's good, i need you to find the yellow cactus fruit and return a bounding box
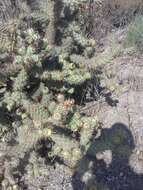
[47,129,52,137]
[57,93,65,103]
[33,120,42,128]
[53,112,62,121]
[21,113,28,119]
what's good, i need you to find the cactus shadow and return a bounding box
[72,123,143,190]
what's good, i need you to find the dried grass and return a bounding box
[80,0,143,41]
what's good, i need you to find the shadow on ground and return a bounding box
[72,123,143,190]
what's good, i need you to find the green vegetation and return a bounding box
[125,16,143,51]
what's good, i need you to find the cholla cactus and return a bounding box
[0,0,101,187]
